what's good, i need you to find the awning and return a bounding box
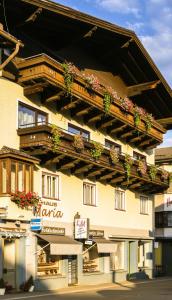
[37,234,82,255]
[94,238,116,253]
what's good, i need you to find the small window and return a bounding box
[140,196,149,214]
[18,103,47,128]
[68,123,90,140]
[105,139,121,153]
[42,173,59,200]
[133,151,146,162]
[110,242,125,270]
[83,182,96,206]
[115,189,125,210]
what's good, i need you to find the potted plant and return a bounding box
[62,61,78,95]
[82,73,101,93]
[103,86,119,114]
[120,97,133,113]
[138,160,147,176]
[73,134,84,152]
[124,154,133,181]
[161,169,169,181]
[51,124,62,152]
[145,113,154,132]
[11,191,40,209]
[0,278,6,295]
[90,141,104,160]
[149,165,157,181]
[109,147,119,164]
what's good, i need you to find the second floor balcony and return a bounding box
[17,123,169,194]
[17,54,165,151]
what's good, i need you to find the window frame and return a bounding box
[18,102,48,128]
[133,151,146,162]
[68,123,90,140]
[105,139,121,153]
[83,182,96,206]
[114,188,125,211]
[42,172,60,200]
[140,195,149,215]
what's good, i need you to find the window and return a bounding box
[37,237,61,277]
[18,103,47,128]
[83,183,96,206]
[83,244,100,273]
[133,151,146,162]
[155,212,172,228]
[140,196,149,214]
[115,189,125,210]
[105,139,121,153]
[68,123,90,140]
[0,159,33,194]
[110,242,124,270]
[42,173,59,200]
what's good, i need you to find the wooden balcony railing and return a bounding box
[17,54,165,150]
[17,124,169,194]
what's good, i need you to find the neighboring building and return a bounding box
[0,0,171,291]
[155,147,172,276]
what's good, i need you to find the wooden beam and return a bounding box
[85,111,103,123]
[127,80,160,97]
[83,26,97,38]
[45,91,64,102]
[44,154,65,166]
[71,104,91,117]
[57,158,79,170]
[56,98,80,111]
[24,7,42,23]
[138,139,151,148]
[129,182,143,189]
[121,38,134,49]
[97,171,116,180]
[86,168,104,177]
[72,163,93,174]
[96,117,115,129]
[130,134,145,143]
[156,117,172,129]
[109,176,124,184]
[120,129,134,139]
[109,124,127,134]
[24,83,48,96]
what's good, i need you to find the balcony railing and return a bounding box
[17,123,169,194]
[17,54,165,151]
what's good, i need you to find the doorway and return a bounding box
[68,255,78,285]
[3,239,16,288]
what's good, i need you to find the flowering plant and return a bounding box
[103,86,119,114]
[51,124,62,152]
[120,97,134,113]
[161,169,169,181]
[73,134,84,152]
[11,191,40,209]
[82,73,101,92]
[124,154,133,181]
[145,113,154,132]
[62,62,78,95]
[138,160,147,176]
[149,165,157,181]
[109,147,119,164]
[90,141,104,160]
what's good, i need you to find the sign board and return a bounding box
[75,218,89,239]
[85,240,93,246]
[89,230,104,238]
[34,200,63,220]
[154,242,159,249]
[41,226,65,235]
[30,218,42,231]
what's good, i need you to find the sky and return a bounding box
[54,0,172,147]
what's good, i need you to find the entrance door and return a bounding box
[68,256,78,285]
[128,241,137,279]
[3,239,16,288]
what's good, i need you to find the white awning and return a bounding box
[94,238,116,253]
[37,234,82,255]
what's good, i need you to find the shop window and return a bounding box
[133,151,146,162]
[0,159,33,195]
[83,244,100,273]
[42,173,59,200]
[110,242,125,270]
[37,238,61,277]
[18,102,47,128]
[140,196,149,214]
[83,182,96,206]
[115,188,125,211]
[138,241,150,268]
[167,212,172,226]
[68,123,90,140]
[105,139,121,153]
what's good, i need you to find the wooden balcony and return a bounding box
[17,124,169,194]
[17,54,165,151]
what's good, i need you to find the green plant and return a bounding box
[124,154,133,181]
[145,113,153,132]
[90,141,104,160]
[51,124,62,152]
[0,278,5,289]
[138,160,147,176]
[73,134,84,152]
[11,191,40,209]
[62,62,78,95]
[109,147,119,164]
[103,91,112,114]
[149,165,157,181]
[134,106,141,127]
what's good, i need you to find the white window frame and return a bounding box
[83,182,96,206]
[140,195,149,214]
[42,172,59,200]
[115,188,125,211]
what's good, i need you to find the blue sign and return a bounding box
[30,218,42,231]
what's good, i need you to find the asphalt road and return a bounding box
[2,278,172,300]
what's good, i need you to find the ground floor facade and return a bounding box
[154,238,172,277]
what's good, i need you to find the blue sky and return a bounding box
[55,0,172,147]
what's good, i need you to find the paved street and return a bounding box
[1,278,172,300]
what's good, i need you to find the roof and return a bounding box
[1,0,172,121]
[155,147,172,163]
[0,146,39,163]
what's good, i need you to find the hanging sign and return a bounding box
[75,218,89,239]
